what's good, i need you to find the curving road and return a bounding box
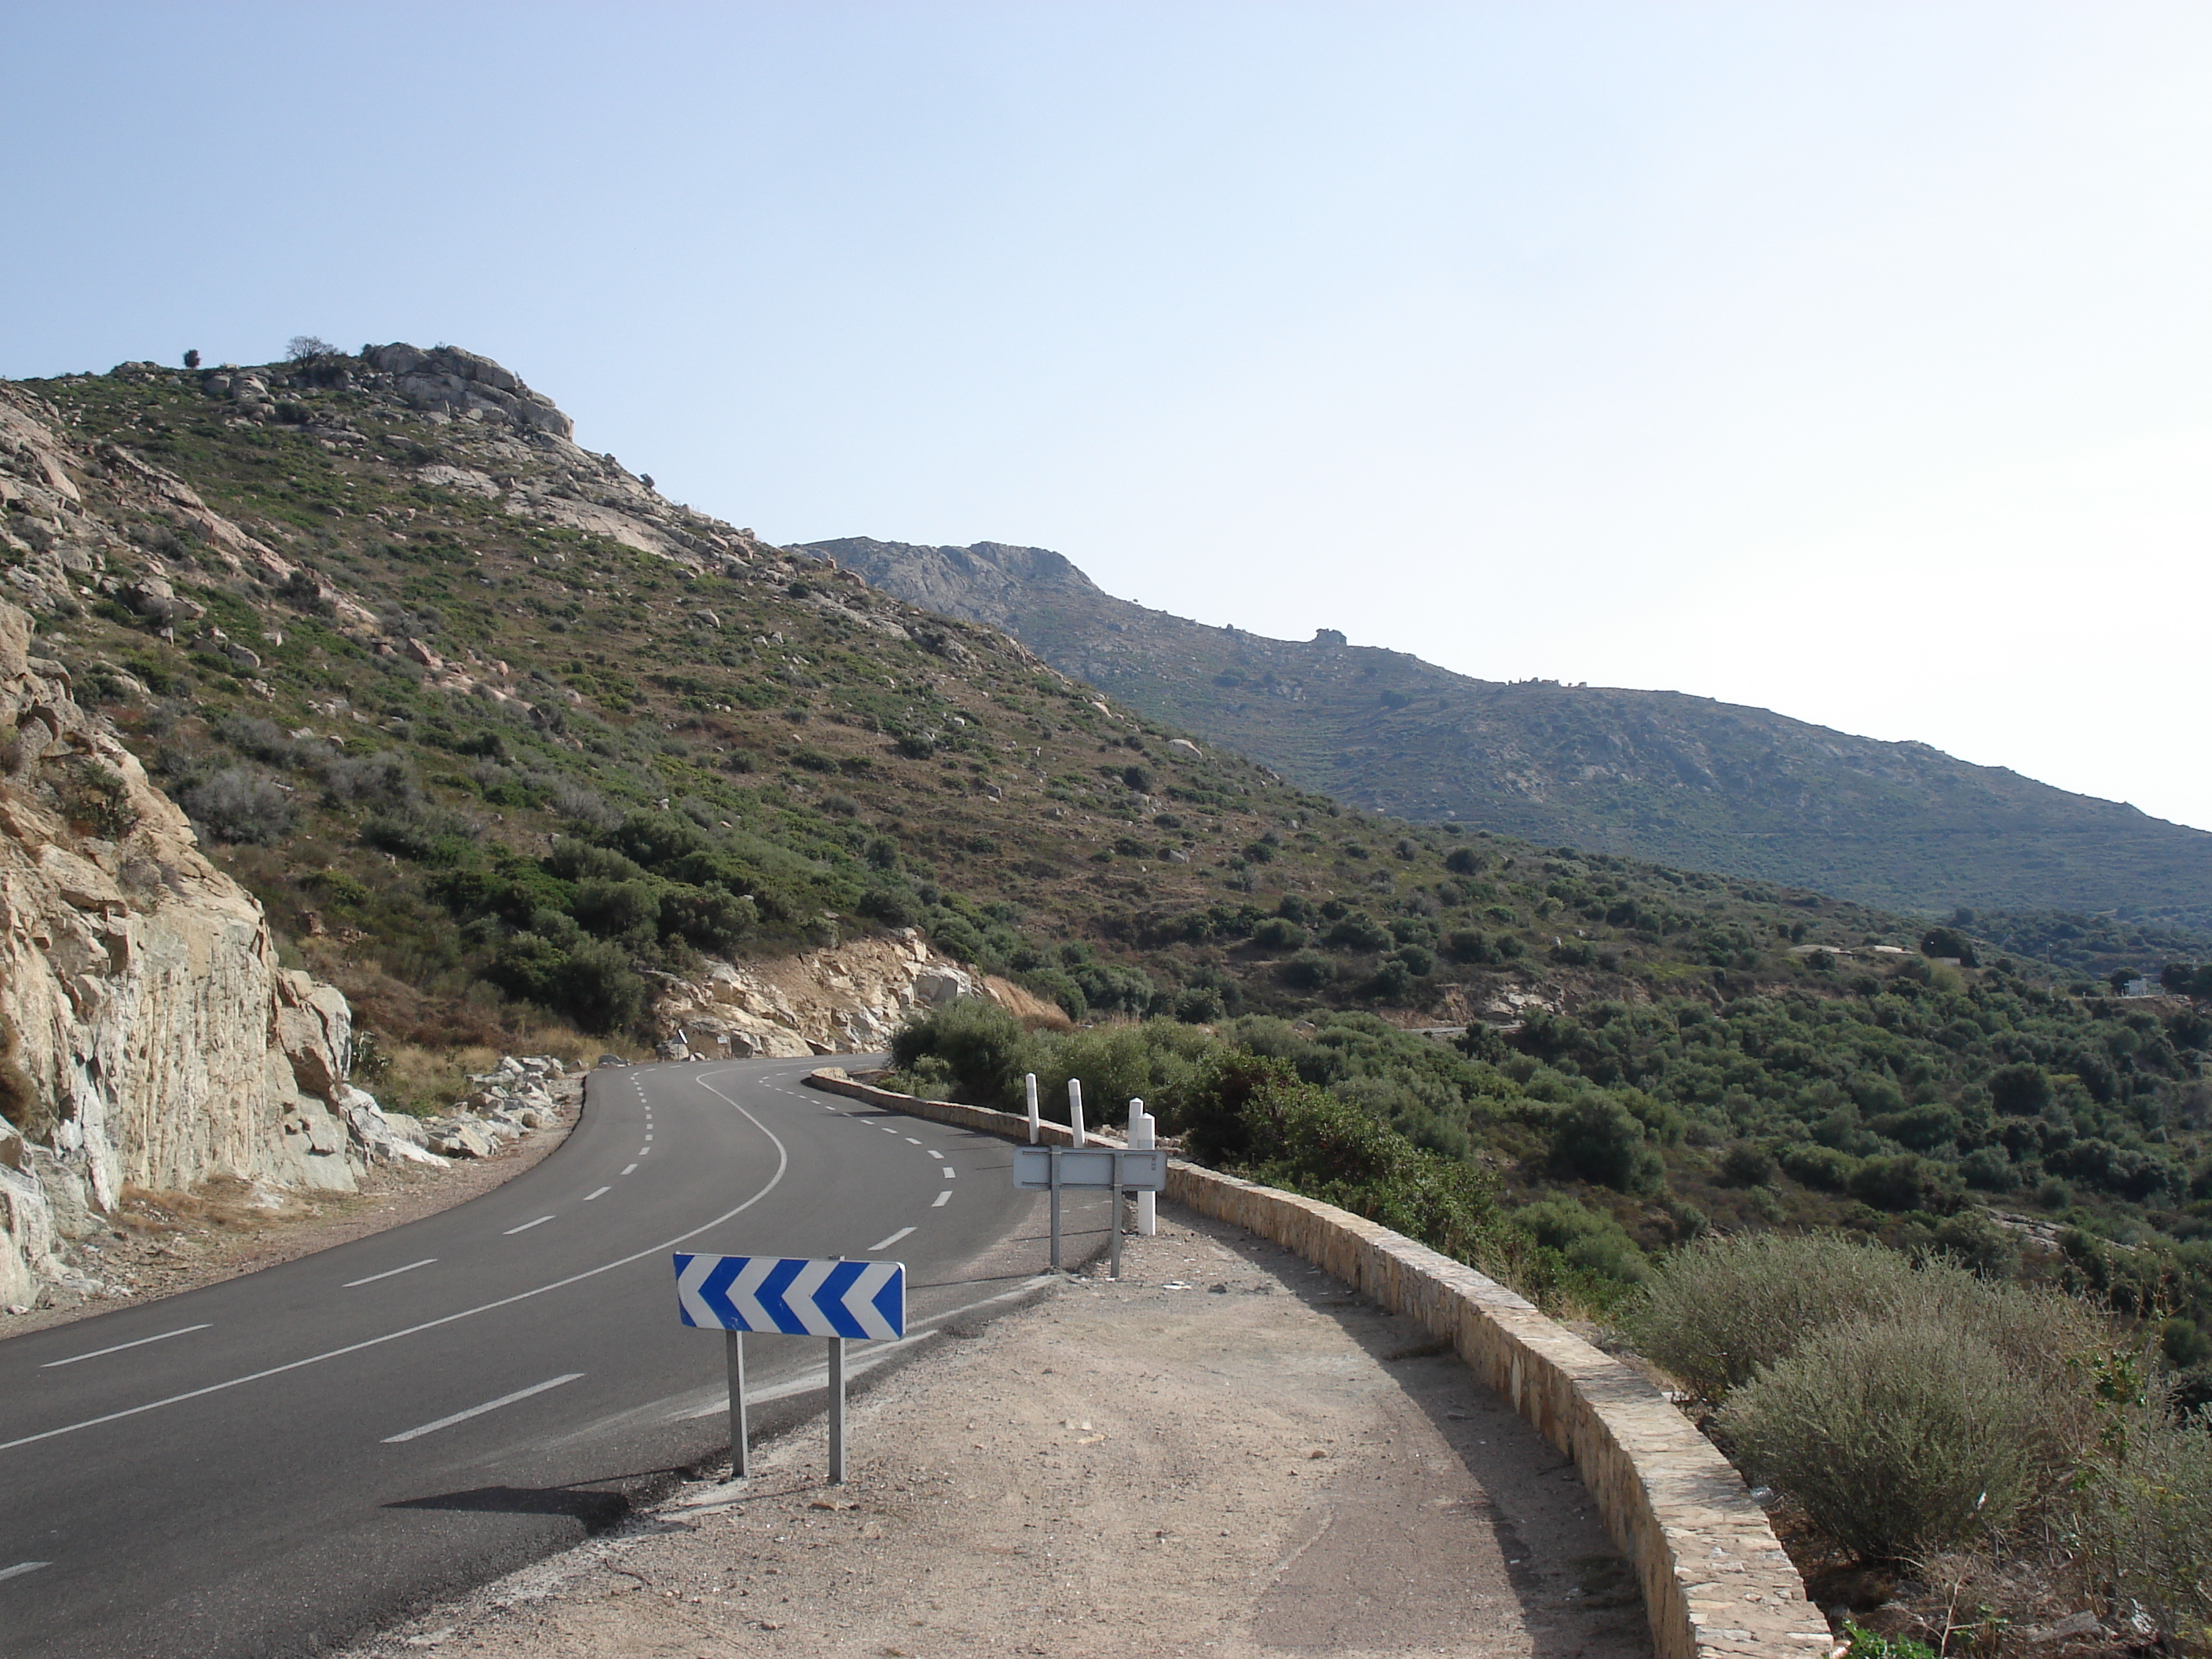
[0,1057,1098,1658]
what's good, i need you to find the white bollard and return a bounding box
[1128,1098,1157,1236]
[1025,1072,1040,1144]
[1068,1079,1086,1148]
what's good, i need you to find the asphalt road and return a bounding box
[0,1057,1101,1658]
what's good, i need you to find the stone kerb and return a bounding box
[803,1068,1829,1659]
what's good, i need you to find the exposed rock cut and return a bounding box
[647,930,1063,1060]
[0,594,412,1310]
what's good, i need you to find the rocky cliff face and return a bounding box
[0,595,388,1312]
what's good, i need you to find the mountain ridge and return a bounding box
[803,536,2212,927]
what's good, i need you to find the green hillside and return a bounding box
[5,346,2208,1389]
[804,537,2212,928]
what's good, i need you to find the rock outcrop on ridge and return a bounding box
[0,588,405,1311]
[646,930,1067,1060]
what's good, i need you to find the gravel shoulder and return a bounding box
[341,1201,1651,1659]
[0,1083,581,1341]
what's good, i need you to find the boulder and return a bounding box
[431,1122,497,1159]
[913,965,976,1007]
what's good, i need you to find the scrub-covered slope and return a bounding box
[804,537,2212,928]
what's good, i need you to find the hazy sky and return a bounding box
[6,3,2209,830]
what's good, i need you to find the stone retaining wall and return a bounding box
[805,1068,1833,1659]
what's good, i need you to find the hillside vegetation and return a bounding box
[6,343,2210,1389]
[806,537,2212,929]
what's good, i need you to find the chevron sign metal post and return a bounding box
[672,1254,905,1485]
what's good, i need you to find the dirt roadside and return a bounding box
[0,1082,581,1340]
[339,1201,1651,1659]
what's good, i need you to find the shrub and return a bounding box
[1511,1196,1650,1285]
[888,998,1035,1111]
[1779,1141,1860,1191]
[2070,1415,2212,1650]
[55,759,140,840]
[183,766,293,844]
[1278,951,1335,991]
[1551,1097,1665,1193]
[570,877,661,940]
[1849,1152,1954,1213]
[1031,1021,1210,1134]
[1719,1141,1777,1186]
[1623,1232,1926,1401]
[1717,1310,2039,1560]
[323,750,420,810]
[1205,1056,1504,1266]
[1252,917,1306,950]
[1325,914,1392,951]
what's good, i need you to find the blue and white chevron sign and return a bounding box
[673,1254,906,1340]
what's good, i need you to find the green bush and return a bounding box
[1551,1097,1665,1193]
[1716,1310,2039,1560]
[2069,1415,2212,1651]
[1031,1020,1211,1136]
[888,998,1035,1111]
[1623,1232,1927,1401]
[1511,1196,1649,1285]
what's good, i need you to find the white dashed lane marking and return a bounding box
[382,1374,584,1445]
[621,1163,638,1175]
[932,1190,952,1207]
[41,1325,212,1368]
[869,1225,916,1251]
[584,1186,610,1201]
[942,1166,956,1178]
[0,1562,49,1584]
[927,1150,943,1159]
[504,1216,555,1236]
[342,1261,436,1290]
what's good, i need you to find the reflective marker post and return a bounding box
[1128,1098,1158,1238]
[1025,1071,1040,1144]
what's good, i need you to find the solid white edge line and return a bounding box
[932,1190,951,1207]
[342,1260,437,1289]
[41,1324,212,1368]
[867,1225,917,1251]
[0,1561,49,1583]
[583,1185,610,1201]
[382,1373,584,1444]
[503,1216,555,1235]
[0,1068,792,1456]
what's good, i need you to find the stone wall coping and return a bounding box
[804,1067,1833,1659]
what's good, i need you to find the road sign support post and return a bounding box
[827,1335,846,1484]
[1048,1149,1063,1270]
[1108,1151,1126,1280]
[725,1328,748,1478]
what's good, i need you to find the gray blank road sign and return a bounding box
[1012,1146,1168,1191]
